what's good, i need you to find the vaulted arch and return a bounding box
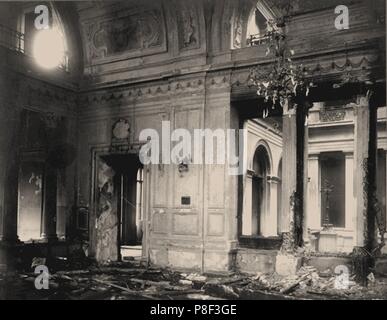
[251,139,273,174]
[53,2,84,79]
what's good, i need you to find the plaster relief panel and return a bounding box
[175,0,200,50]
[83,4,167,63]
[232,11,243,49]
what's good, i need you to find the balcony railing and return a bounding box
[247,34,269,47]
[0,24,24,53]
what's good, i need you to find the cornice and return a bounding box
[78,72,232,108]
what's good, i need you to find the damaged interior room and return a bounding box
[0,0,386,300]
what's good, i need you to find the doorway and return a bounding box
[97,154,144,262]
[117,164,144,261]
[320,152,345,228]
[18,161,44,241]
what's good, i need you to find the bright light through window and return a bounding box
[33,27,65,69]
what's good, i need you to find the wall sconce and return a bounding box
[176,156,191,176]
[178,161,189,174]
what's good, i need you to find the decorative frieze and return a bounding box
[319,109,346,122]
[21,83,77,112]
[79,74,230,108]
[233,53,380,87]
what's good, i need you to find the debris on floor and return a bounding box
[1,261,387,300]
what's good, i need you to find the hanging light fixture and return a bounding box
[248,0,313,115]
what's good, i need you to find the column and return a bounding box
[0,54,20,271]
[280,103,308,247]
[0,150,19,244]
[281,99,308,249]
[354,94,377,250]
[265,176,279,237]
[344,152,355,231]
[56,170,66,240]
[41,164,58,241]
[276,106,308,275]
[307,155,320,230]
[242,172,253,235]
[280,112,297,236]
[303,108,309,241]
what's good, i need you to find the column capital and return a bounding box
[246,169,255,177]
[267,176,280,184]
[344,152,354,159]
[356,95,370,107]
[309,154,319,161]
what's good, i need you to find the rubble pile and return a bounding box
[218,266,387,299]
[1,261,387,300]
[235,266,353,298]
[0,262,220,300]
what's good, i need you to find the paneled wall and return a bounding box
[78,72,239,272]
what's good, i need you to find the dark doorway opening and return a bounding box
[320,152,345,228]
[101,154,144,261]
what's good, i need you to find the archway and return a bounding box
[251,144,271,235]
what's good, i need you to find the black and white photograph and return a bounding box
[0,0,386,306]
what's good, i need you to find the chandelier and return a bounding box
[249,1,313,116]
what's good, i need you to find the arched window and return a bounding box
[19,3,69,70]
[251,145,270,235]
